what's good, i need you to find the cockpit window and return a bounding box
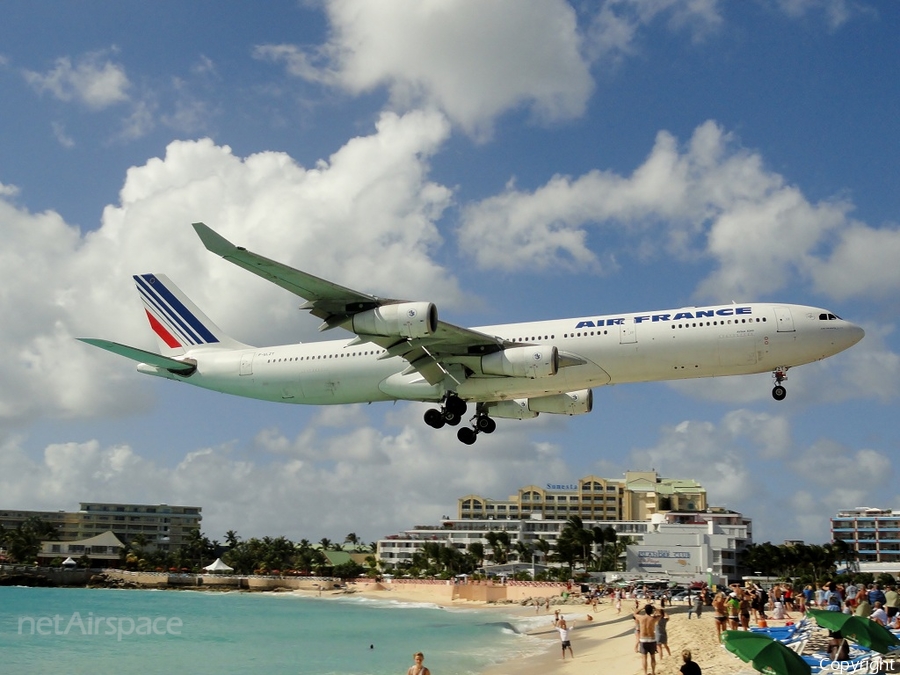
[819,313,841,321]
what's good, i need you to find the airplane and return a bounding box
[79,222,865,444]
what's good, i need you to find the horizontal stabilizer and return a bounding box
[77,338,196,373]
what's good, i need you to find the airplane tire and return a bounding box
[444,411,462,426]
[476,416,496,434]
[457,427,477,445]
[772,385,787,401]
[424,408,445,428]
[446,396,467,416]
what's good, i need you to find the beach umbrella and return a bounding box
[722,631,811,675]
[807,609,900,654]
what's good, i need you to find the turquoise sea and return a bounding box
[0,586,546,674]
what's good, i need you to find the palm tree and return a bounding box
[484,531,510,564]
[4,517,60,564]
[468,541,485,569]
[558,516,594,571]
[225,530,240,549]
[344,533,359,548]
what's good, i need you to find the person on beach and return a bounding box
[691,591,702,619]
[554,616,575,659]
[406,652,430,675]
[654,608,671,659]
[634,604,661,675]
[711,592,727,641]
[680,648,702,675]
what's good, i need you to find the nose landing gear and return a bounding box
[772,368,788,401]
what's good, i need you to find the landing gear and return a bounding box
[772,368,788,401]
[424,396,497,444]
[456,405,497,444]
[423,394,467,429]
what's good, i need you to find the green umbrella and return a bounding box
[722,631,811,675]
[807,608,900,654]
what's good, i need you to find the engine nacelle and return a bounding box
[489,399,539,419]
[351,302,438,339]
[481,346,558,379]
[527,389,593,416]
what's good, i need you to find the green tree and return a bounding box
[3,517,60,564]
[331,560,365,579]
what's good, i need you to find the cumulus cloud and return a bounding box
[23,50,131,109]
[627,413,895,543]
[0,404,569,541]
[0,110,461,423]
[256,0,593,137]
[459,120,900,305]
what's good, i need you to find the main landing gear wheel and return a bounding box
[423,408,445,429]
[457,427,477,445]
[475,415,497,434]
[423,394,468,429]
[771,368,788,401]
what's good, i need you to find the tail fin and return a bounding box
[134,273,249,356]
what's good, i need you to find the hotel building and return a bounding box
[457,471,706,522]
[377,472,753,582]
[0,501,202,552]
[831,507,900,564]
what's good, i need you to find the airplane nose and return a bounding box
[846,323,865,347]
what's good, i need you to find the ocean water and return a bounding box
[0,586,547,674]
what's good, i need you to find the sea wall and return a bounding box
[100,569,337,591]
[356,579,571,603]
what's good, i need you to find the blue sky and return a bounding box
[1,0,898,548]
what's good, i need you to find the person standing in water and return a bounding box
[406,652,430,675]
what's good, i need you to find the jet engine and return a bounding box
[527,389,593,415]
[489,399,539,419]
[481,346,558,379]
[351,302,438,339]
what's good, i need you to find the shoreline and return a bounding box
[7,571,837,675]
[343,584,768,675]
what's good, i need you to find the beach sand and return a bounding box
[345,585,759,675]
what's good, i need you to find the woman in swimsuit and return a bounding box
[712,593,728,641]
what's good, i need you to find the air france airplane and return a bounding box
[79,223,865,444]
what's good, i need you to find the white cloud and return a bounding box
[0,404,569,541]
[585,0,724,62]
[51,121,76,148]
[627,413,896,543]
[0,110,460,423]
[811,224,900,300]
[459,120,900,306]
[256,0,593,137]
[23,50,131,110]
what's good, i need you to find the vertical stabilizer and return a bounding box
[134,273,249,356]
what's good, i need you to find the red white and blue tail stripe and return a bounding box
[134,273,244,356]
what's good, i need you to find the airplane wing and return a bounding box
[192,222,515,384]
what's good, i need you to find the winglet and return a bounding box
[192,221,239,256]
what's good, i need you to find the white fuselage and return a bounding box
[141,302,863,406]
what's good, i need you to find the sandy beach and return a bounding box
[345,583,758,675]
